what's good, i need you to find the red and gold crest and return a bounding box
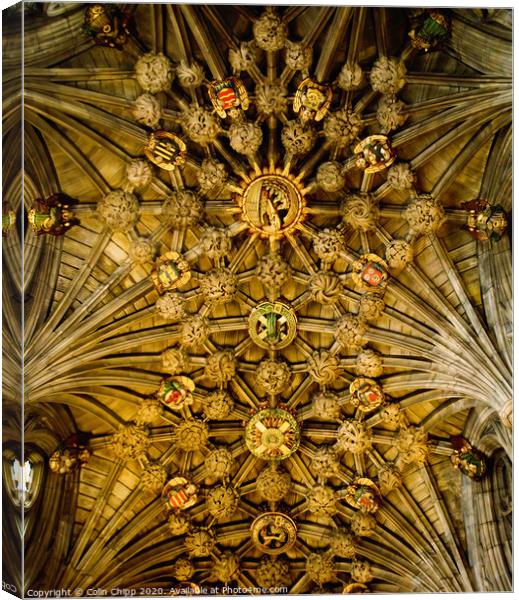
[350,378,385,413]
[208,77,249,118]
[352,254,389,292]
[162,476,198,511]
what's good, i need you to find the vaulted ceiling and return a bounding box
[2,3,512,596]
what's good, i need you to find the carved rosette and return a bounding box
[358,293,386,321]
[255,358,291,395]
[229,120,263,155]
[387,162,416,191]
[179,315,209,348]
[256,463,292,502]
[134,397,163,425]
[338,62,364,90]
[162,190,204,230]
[356,349,383,378]
[329,528,356,558]
[305,552,337,584]
[97,190,139,232]
[385,239,414,270]
[205,447,235,480]
[199,226,232,265]
[370,56,407,94]
[335,314,367,348]
[182,108,220,145]
[306,484,338,517]
[256,556,290,590]
[307,350,342,386]
[174,419,209,452]
[185,528,216,557]
[111,424,150,460]
[323,108,363,146]
[155,292,186,321]
[211,552,240,584]
[343,193,379,231]
[285,40,313,71]
[377,463,403,494]
[311,446,341,479]
[377,95,408,132]
[161,347,188,374]
[255,82,288,116]
[204,350,237,387]
[172,558,195,581]
[316,161,345,193]
[256,253,292,289]
[253,10,287,51]
[281,120,316,156]
[308,272,343,304]
[140,461,168,493]
[199,267,238,306]
[125,159,153,191]
[351,511,377,537]
[128,237,155,264]
[206,485,239,519]
[395,425,430,467]
[336,420,372,454]
[229,41,261,73]
[313,228,345,265]
[352,560,374,584]
[312,391,342,421]
[204,390,234,420]
[168,511,191,536]
[198,159,228,195]
[133,93,162,128]
[135,52,175,93]
[176,60,204,88]
[405,193,446,235]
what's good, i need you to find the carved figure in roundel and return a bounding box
[461,199,508,242]
[208,76,250,119]
[157,376,195,410]
[245,408,300,460]
[162,476,198,511]
[293,78,333,123]
[249,302,297,350]
[250,512,297,555]
[151,251,191,294]
[354,135,396,173]
[450,436,487,481]
[352,253,389,292]
[343,478,381,514]
[349,378,385,413]
[240,175,304,237]
[144,131,187,171]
